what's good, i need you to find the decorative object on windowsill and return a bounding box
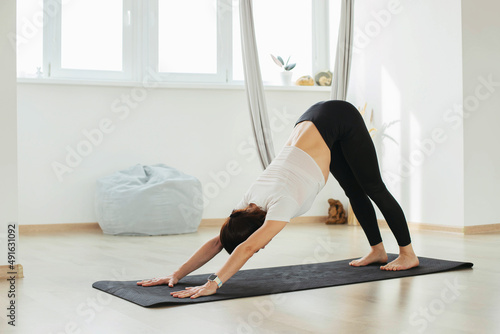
[296,75,315,86]
[314,70,332,86]
[36,67,43,78]
[326,198,347,224]
[271,54,296,86]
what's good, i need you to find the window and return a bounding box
[60,0,124,71]
[329,0,342,69]
[41,0,133,80]
[16,0,44,77]
[232,0,313,84]
[17,0,338,85]
[158,0,217,74]
[148,0,229,82]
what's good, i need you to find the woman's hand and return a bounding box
[170,281,218,299]
[137,274,179,287]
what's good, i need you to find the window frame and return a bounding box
[313,0,331,76]
[43,0,136,81]
[146,0,232,83]
[40,0,332,85]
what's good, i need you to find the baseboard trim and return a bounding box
[199,218,225,227]
[0,264,24,279]
[17,219,500,235]
[291,216,329,224]
[18,217,330,234]
[463,223,500,234]
[19,222,101,234]
[200,216,329,227]
[378,219,500,234]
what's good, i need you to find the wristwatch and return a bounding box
[207,274,223,288]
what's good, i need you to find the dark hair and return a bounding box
[219,203,267,254]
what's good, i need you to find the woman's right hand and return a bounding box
[136,274,179,287]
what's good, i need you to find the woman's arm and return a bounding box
[137,235,223,287]
[173,235,224,279]
[170,220,287,299]
[215,220,287,283]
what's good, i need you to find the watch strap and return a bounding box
[208,274,223,288]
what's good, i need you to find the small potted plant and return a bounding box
[271,54,296,86]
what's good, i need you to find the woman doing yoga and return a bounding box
[137,100,419,299]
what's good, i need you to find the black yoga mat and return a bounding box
[92,253,473,307]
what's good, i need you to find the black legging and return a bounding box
[295,100,411,247]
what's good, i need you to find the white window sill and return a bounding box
[17,77,332,92]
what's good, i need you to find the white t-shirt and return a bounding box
[235,145,326,222]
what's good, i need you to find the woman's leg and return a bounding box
[297,100,417,269]
[330,142,388,266]
[330,142,383,246]
[339,125,411,247]
[338,112,419,270]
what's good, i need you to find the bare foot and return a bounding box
[380,243,419,271]
[349,242,388,267]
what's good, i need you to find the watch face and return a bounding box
[208,274,217,281]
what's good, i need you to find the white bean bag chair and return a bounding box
[95,164,203,235]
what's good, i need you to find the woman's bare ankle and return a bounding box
[370,241,386,254]
[399,243,416,256]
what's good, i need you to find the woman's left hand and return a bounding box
[170,281,218,299]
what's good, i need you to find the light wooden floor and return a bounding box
[1,223,498,334]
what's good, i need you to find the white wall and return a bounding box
[17,85,336,224]
[17,0,475,229]
[347,0,464,227]
[462,0,500,226]
[0,1,19,226]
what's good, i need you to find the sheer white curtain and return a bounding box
[239,0,275,169]
[239,0,354,169]
[331,0,354,100]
